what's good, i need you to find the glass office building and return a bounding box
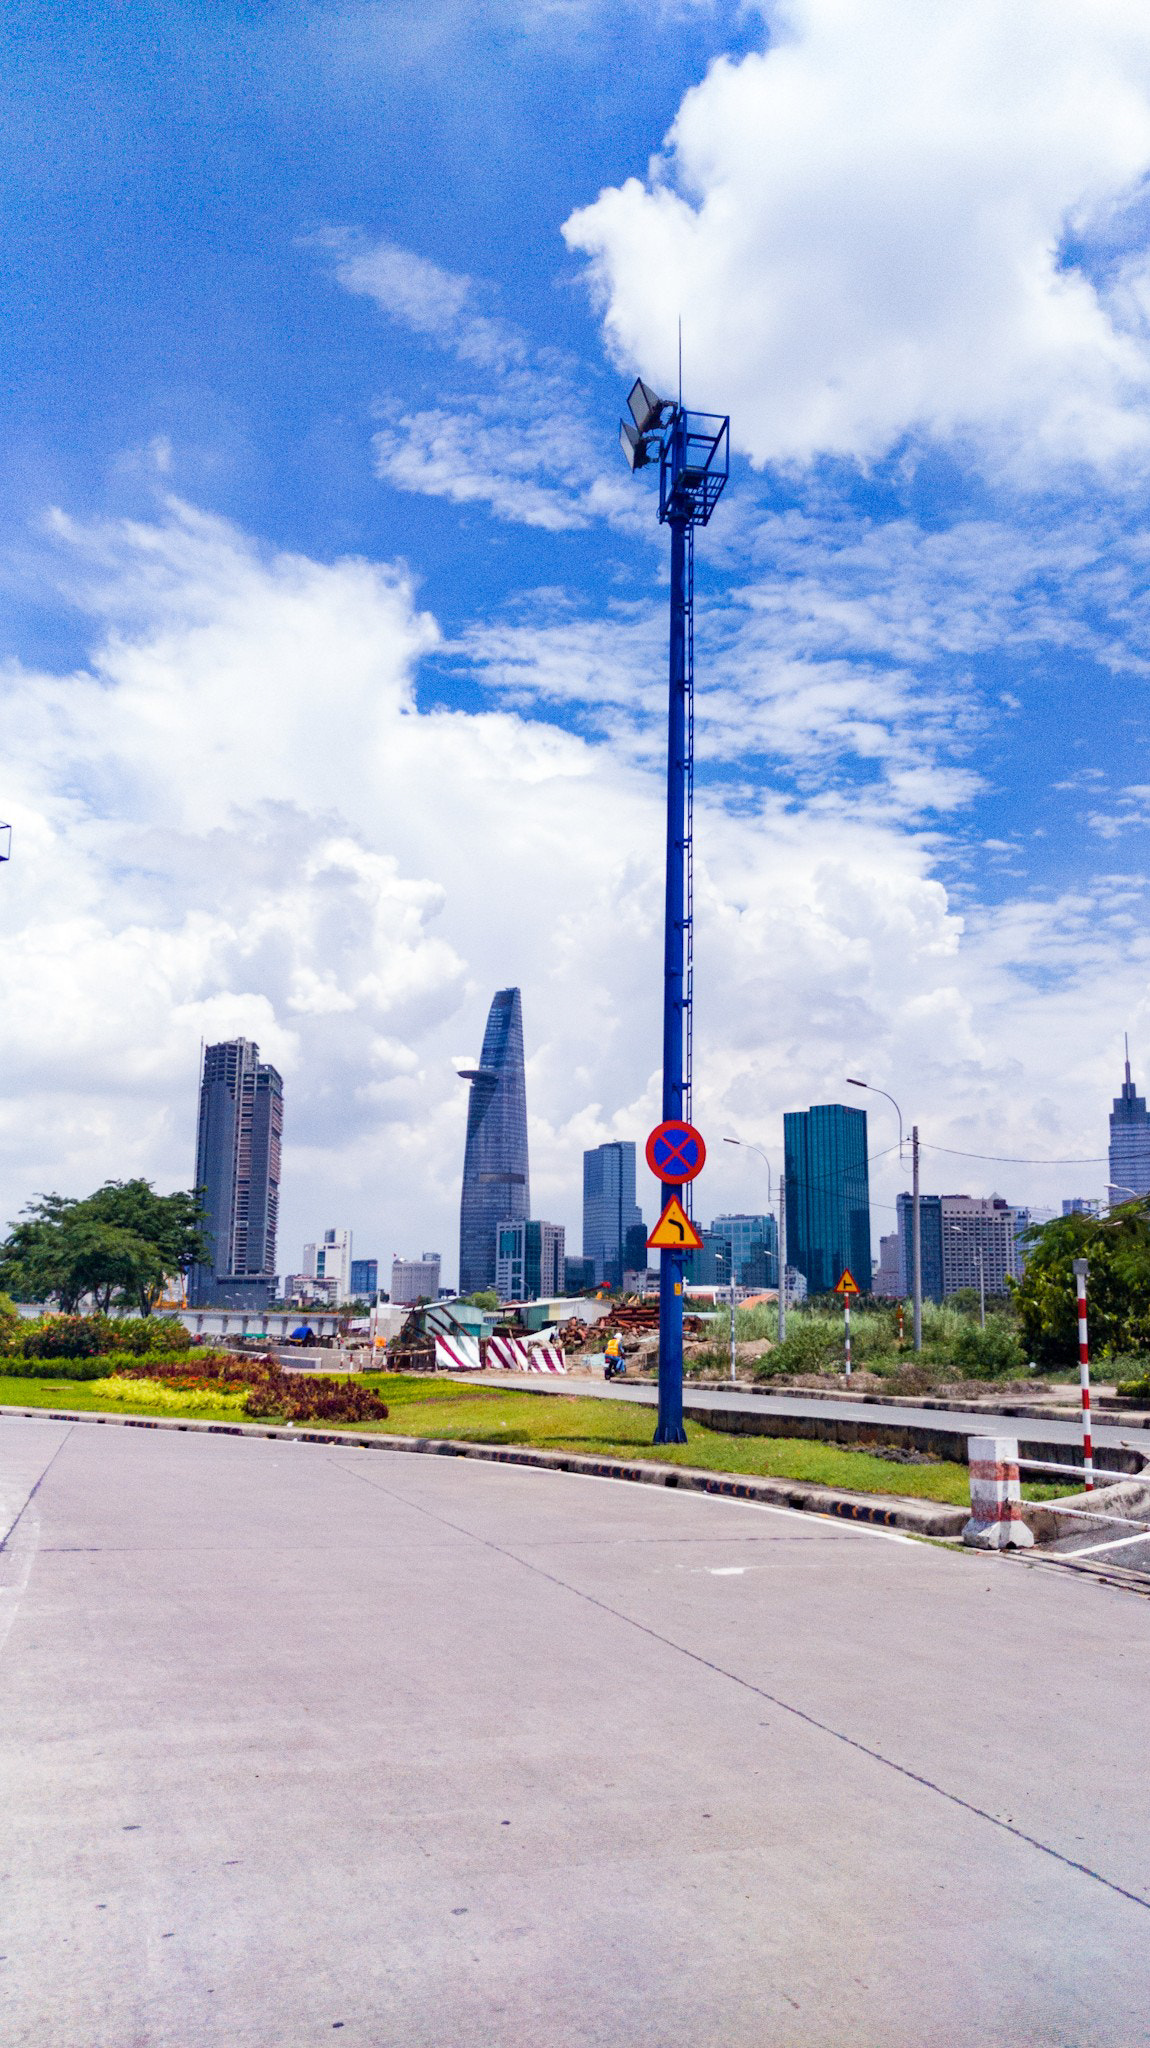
[349,1258,378,1297]
[709,1212,779,1288]
[190,1037,283,1308]
[784,1103,871,1297]
[896,1192,943,1302]
[583,1141,644,1287]
[458,988,530,1296]
[495,1219,566,1302]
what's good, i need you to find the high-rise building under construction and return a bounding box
[190,1037,283,1307]
[458,988,530,1295]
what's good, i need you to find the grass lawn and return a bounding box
[0,1369,1072,1508]
[358,1375,985,1504]
[0,1373,254,1424]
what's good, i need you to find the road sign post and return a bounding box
[835,1269,860,1379]
[645,1117,706,1442]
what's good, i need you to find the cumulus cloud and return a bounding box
[563,0,1150,472]
[1,497,1146,1278]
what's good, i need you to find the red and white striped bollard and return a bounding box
[1072,1256,1094,1492]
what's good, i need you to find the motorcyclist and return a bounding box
[604,1332,625,1379]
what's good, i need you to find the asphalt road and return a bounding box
[470,1371,1150,1456]
[3,1415,1150,2047]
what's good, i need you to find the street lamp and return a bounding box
[847,1078,921,1352]
[621,373,729,1444]
[723,1136,786,1345]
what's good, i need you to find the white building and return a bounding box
[940,1197,1025,1298]
[784,1265,807,1306]
[873,1233,901,1297]
[391,1252,442,1306]
[302,1227,353,1304]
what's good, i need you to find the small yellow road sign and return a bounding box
[647,1195,704,1252]
[834,1269,861,1296]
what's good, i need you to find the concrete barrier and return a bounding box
[962,1436,1035,1549]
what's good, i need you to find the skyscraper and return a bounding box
[459,988,530,1295]
[583,1141,644,1287]
[190,1037,283,1307]
[1109,1044,1150,1206]
[494,1219,566,1302]
[708,1213,779,1288]
[896,1191,943,1302]
[784,1103,871,1297]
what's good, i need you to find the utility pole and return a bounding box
[912,1123,922,1353]
[778,1169,787,1345]
[728,1262,737,1384]
[620,380,729,1445]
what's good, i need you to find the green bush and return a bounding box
[106,1317,192,1355]
[10,1355,109,1380]
[754,1316,844,1377]
[23,1314,112,1358]
[1113,1360,1150,1399]
[9,1348,208,1381]
[0,1291,24,1354]
[952,1318,1025,1379]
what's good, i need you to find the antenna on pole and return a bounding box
[1126,1030,1132,1084]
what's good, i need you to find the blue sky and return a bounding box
[4,0,1150,1279]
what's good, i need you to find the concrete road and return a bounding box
[2,1416,1149,2048]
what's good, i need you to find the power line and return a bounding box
[921,1143,1105,1167]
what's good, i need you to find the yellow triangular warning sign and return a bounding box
[648,1195,704,1252]
[834,1268,861,1296]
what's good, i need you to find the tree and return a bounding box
[1011,1203,1150,1363]
[0,1181,207,1315]
[80,1180,208,1312]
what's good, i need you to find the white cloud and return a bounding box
[563,0,1150,472]
[324,231,641,531]
[2,497,1147,1281]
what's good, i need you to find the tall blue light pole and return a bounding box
[621,381,729,1443]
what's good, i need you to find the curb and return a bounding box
[685,1382,1093,1425]
[0,1402,966,1538]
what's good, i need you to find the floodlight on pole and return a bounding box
[620,373,729,1444]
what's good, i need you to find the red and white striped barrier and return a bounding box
[434,1331,483,1372]
[962,1436,1035,1549]
[486,1334,531,1371]
[484,1335,567,1373]
[1073,1257,1095,1492]
[529,1345,567,1373]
